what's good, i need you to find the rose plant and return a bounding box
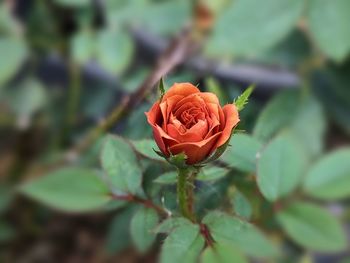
[19,81,349,262]
[145,82,241,222]
[2,0,350,261]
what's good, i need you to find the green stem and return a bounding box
[59,63,81,146]
[66,63,81,129]
[177,168,198,222]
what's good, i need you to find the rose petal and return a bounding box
[215,104,240,148]
[188,119,208,137]
[159,102,167,129]
[206,103,220,120]
[168,113,184,130]
[218,106,225,129]
[169,132,222,164]
[151,126,167,154]
[151,124,179,155]
[160,95,183,130]
[146,102,178,155]
[199,92,220,104]
[145,101,162,125]
[207,104,225,130]
[173,96,206,117]
[162,82,200,102]
[205,113,220,139]
[155,124,179,142]
[167,119,208,142]
[167,124,202,142]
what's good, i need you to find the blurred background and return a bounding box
[0,0,349,262]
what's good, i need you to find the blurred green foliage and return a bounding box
[0,0,349,262]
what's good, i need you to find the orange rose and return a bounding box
[146,82,240,164]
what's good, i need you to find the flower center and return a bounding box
[179,107,205,129]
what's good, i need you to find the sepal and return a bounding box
[158,77,166,101]
[153,148,167,158]
[234,85,255,111]
[167,152,188,169]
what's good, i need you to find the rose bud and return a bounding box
[146,82,240,165]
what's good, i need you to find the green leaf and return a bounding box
[289,94,326,158]
[101,136,142,195]
[196,166,229,182]
[52,0,89,8]
[103,199,127,211]
[154,171,177,185]
[184,235,206,263]
[0,4,20,34]
[96,29,133,75]
[203,211,278,258]
[4,79,47,118]
[221,134,262,173]
[105,207,135,253]
[253,29,311,68]
[198,0,230,16]
[206,0,304,57]
[303,148,350,200]
[131,139,164,161]
[130,207,159,253]
[308,0,350,61]
[231,190,252,220]
[253,90,299,141]
[257,132,307,201]
[70,30,95,65]
[138,1,191,35]
[160,223,205,263]
[277,202,347,252]
[19,167,111,212]
[253,91,326,159]
[105,0,148,27]
[0,37,27,88]
[234,85,255,111]
[312,66,350,135]
[201,242,248,263]
[154,217,193,234]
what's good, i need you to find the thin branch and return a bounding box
[61,63,81,144]
[200,223,215,247]
[112,193,169,218]
[131,27,300,90]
